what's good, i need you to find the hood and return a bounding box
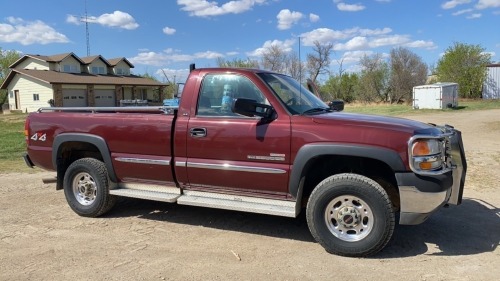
[312,112,434,135]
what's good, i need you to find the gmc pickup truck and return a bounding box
[24,65,467,257]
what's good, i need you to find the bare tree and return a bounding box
[286,52,306,81]
[261,45,288,73]
[389,47,428,104]
[216,57,259,68]
[306,41,333,83]
[358,53,389,103]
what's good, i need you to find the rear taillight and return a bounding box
[24,118,30,144]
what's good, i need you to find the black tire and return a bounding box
[63,158,116,217]
[306,173,395,257]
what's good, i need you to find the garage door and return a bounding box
[95,90,116,107]
[63,89,87,107]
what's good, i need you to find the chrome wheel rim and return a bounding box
[324,195,374,242]
[72,172,97,206]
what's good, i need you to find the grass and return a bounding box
[0,113,37,173]
[1,99,499,174]
[345,99,500,116]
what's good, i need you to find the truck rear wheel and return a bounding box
[63,158,116,217]
[306,173,394,257]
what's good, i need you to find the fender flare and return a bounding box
[53,133,117,182]
[289,143,405,198]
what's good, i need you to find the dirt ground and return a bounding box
[1,109,499,281]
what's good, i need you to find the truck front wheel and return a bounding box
[63,158,116,217]
[306,173,395,257]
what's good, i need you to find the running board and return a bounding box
[110,188,181,203]
[110,183,181,203]
[109,186,297,217]
[177,190,297,217]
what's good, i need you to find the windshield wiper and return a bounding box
[301,107,332,115]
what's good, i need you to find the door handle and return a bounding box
[190,127,207,138]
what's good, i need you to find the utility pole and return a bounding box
[84,0,90,56]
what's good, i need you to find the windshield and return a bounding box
[258,73,328,115]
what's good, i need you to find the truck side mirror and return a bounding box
[232,98,275,120]
[328,100,345,112]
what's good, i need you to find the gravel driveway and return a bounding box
[1,109,499,281]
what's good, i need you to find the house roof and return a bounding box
[80,55,112,66]
[1,69,166,89]
[108,57,134,68]
[10,52,86,68]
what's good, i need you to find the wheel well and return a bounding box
[55,141,104,190]
[300,155,400,211]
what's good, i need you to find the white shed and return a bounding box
[413,83,459,109]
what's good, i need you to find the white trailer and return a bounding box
[413,83,458,109]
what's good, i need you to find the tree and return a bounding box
[358,53,389,103]
[389,47,428,104]
[216,57,259,68]
[436,42,491,98]
[259,45,305,81]
[321,72,359,103]
[261,45,288,73]
[286,52,306,82]
[0,48,21,105]
[306,41,333,83]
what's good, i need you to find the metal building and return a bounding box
[483,63,500,99]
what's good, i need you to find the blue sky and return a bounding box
[1,0,499,83]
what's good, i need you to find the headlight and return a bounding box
[409,138,444,173]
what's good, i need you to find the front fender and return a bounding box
[289,143,406,198]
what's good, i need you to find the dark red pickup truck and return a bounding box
[24,66,467,257]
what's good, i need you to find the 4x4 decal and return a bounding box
[31,132,47,142]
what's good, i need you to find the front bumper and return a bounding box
[397,128,467,225]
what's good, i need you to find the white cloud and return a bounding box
[482,51,496,58]
[452,8,474,15]
[334,36,369,51]
[404,40,437,49]
[476,0,500,9]
[337,2,366,12]
[128,51,168,66]
[466,13,482,18]
[246,39,296,57]
[357,27,392,36]
[177,0,268,17]
[66,15,80,25]
[309,13,320,22]
[300,27,392,46]
[129,49,224,66]
[156,68,190,83]
[276,9,303,30]
[369,35,410,48]
[341,50,374,64]
[163,27,176,35]
[0,17,69,45]
[441,0,472,9]
[67,11,139,30]
[226,51,239,56]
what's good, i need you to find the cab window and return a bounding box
[197,74,267,116]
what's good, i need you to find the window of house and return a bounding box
[116,68,129,75]
[63,64,78,73]
[140,89,148,100]
[91,66,106,74]
[9,91,14,98]
[33,94,39,101]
